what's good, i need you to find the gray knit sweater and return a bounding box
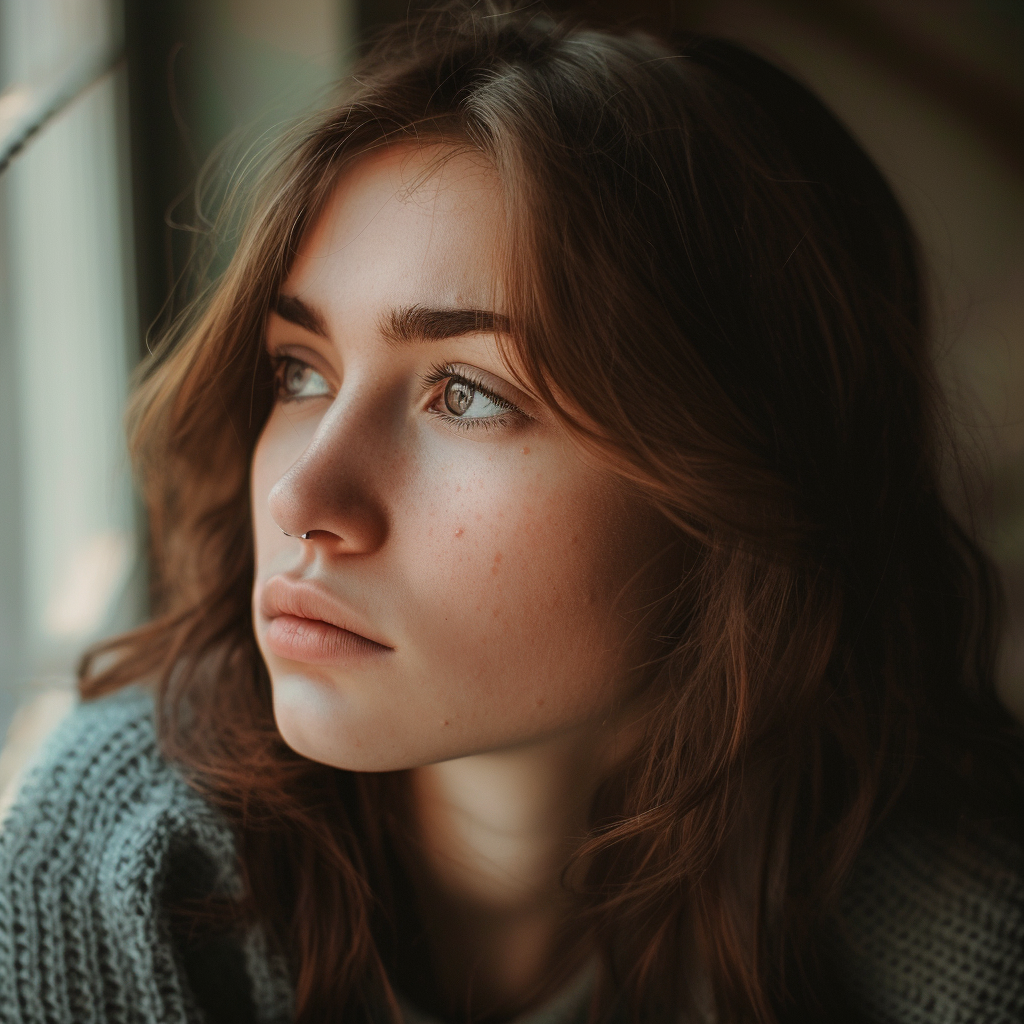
[0,687,1021,1023]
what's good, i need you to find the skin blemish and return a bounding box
[522,447,530,455]
[454,527,464,539]
[492,552,503,575]
[535,697,545,707]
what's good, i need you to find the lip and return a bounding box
[259,575,392,664]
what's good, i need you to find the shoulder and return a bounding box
[838,807,1024,1024]
[0,686,292,1024]
[0,686,235,893]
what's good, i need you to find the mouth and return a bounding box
[259,576,392,664]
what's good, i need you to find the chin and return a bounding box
[269,671,393,772]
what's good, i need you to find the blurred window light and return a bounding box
[0,0,121,167]
[43,531,133,639]
[0,87,31,134]
[0,52,122,173]
[0,0,138,737]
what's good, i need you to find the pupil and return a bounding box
[444,379,474,416]
[287,363,306,391]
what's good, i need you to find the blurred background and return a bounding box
[0,0,1022,770]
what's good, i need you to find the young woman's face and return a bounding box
[251,144,678,772]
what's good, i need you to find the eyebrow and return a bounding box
[379,304,512,345]
[271,293,511,345]
[273,293,329,338]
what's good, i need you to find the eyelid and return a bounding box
[420,362,529,417]
[270,355,335,405]
[267,345,338,391]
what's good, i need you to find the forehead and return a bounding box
[286,143,505,314]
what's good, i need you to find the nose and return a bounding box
[267,401,389,556]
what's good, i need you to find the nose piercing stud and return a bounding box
[281,530,312,540]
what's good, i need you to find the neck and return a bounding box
[406,724,620,1020]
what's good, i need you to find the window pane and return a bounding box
[0,0,137,740]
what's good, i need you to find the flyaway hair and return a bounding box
[81,4,1024,1021]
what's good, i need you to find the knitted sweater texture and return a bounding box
[0,688,1021,1024]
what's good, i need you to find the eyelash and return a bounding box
[420,362,524,431]
[270,355,322,403]
[269,355,525,431]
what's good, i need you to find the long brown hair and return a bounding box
[81,4,1023,1021]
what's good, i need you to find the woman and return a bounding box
[1,4,1021,1022]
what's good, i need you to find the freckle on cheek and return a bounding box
[491,552,502,575]
[454,527,464,538]
[522,447,530,455]
[535,697,545,707]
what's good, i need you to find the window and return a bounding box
[0,0,138,738]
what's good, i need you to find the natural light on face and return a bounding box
[249,143,678,773]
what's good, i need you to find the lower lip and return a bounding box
[264,615,391,664]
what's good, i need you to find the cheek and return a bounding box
[395,450,641,724]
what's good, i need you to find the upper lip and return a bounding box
[260,575,392,649]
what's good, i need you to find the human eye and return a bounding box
[421,362,524,430]
[272,356,332,402]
